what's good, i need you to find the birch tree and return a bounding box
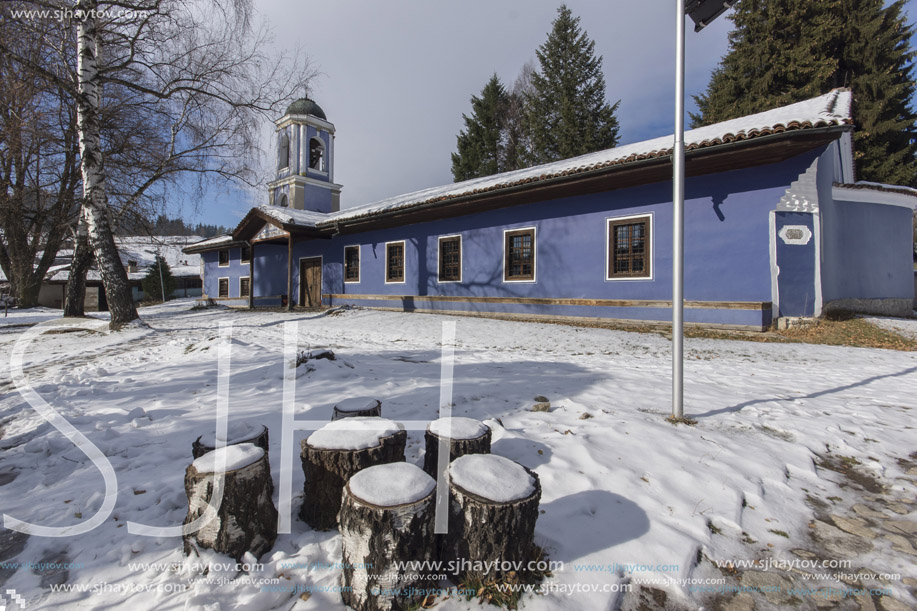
[2,0,314,325]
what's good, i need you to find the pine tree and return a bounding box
[693,0,917,187]
[141,255,176,303]
[526,4,620,164]
[451,74,510,181]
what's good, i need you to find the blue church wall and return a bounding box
[270,148,826,328]
[251,243,288,306]
[303,183,333,213]
[202,247,250,302]
[821,199,914,302]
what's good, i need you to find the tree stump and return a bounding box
[192,422,269,459]
[300,417,406,530]
[340,462,437,611]
[422,417,491,479]
[332,397,382,420]
[443,454,541,581]
[183,443,278,561]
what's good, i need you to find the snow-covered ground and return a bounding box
[0,307,98,328]
[0,301,915,610]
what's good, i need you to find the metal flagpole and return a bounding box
[672,0,686,420]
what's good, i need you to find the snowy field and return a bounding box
[0,301,915,610]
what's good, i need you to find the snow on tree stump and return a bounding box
[443,454,541,581]
[183,443,278,561]
[340,462,437,611]
[332,397,382,421]
[300,417,406,530]
[422,417,491,479]
[192,422,269,459]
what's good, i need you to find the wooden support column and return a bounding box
[249,242,255,309]
[286,237,294,311]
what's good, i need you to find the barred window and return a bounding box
[504,228,535,281]
[218,278,229,298]
[386,242,404,283]
[218,249,230,266]
[344,246,360,282]
[438,236,461,282]
[240,246,251,263]
[240,277,251,298]
[608,216,651,279]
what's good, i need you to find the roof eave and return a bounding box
[325,124,852,232]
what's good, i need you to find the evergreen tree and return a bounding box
[451,74,510,181]
[502,61,537,173]
[141,255,176,303]
[526,4,620,164]
[693,0,917,187]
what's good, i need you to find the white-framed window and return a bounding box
[503,227,536,283]
[344,245,360,283]
[218,277,230,298]
[606,213,653,281]
[218,249,230,267]
[385,240,406,284]
[437,235,462,283]
[239,276,251,298]
[240,246,251,264]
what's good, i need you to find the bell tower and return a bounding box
[267,98,342,213]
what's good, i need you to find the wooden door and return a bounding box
[299,257,322,308]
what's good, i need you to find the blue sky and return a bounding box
[178,1,917,230]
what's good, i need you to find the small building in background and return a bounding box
[35,236,204,311]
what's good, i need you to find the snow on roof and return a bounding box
[188,233,232,247]
[317,89,853,226]
[837,181,917,198]
[347,462,436,507]
[44,235,203,282]
[257,207,330,227]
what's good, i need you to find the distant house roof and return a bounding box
[181,234,244,254]
[47,236,203,283]
[832,181,917,210]
[187,89,856,253]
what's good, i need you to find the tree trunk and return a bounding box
[192,424,269,459]
[183,444,278,561]
[423,421,491,479]
[300,429,406,530]
[63,227,92,317]
[332,398,382,421]
[340,464,437,611]
[12,273,41,309]
[74,1,138,328]
[443,457,541,581]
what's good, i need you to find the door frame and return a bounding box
[298,255,323,308]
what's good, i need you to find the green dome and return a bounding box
[285,98,326,120]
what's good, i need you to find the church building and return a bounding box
[184,89,916,331]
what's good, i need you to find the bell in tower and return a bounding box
[267,98,342,213]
